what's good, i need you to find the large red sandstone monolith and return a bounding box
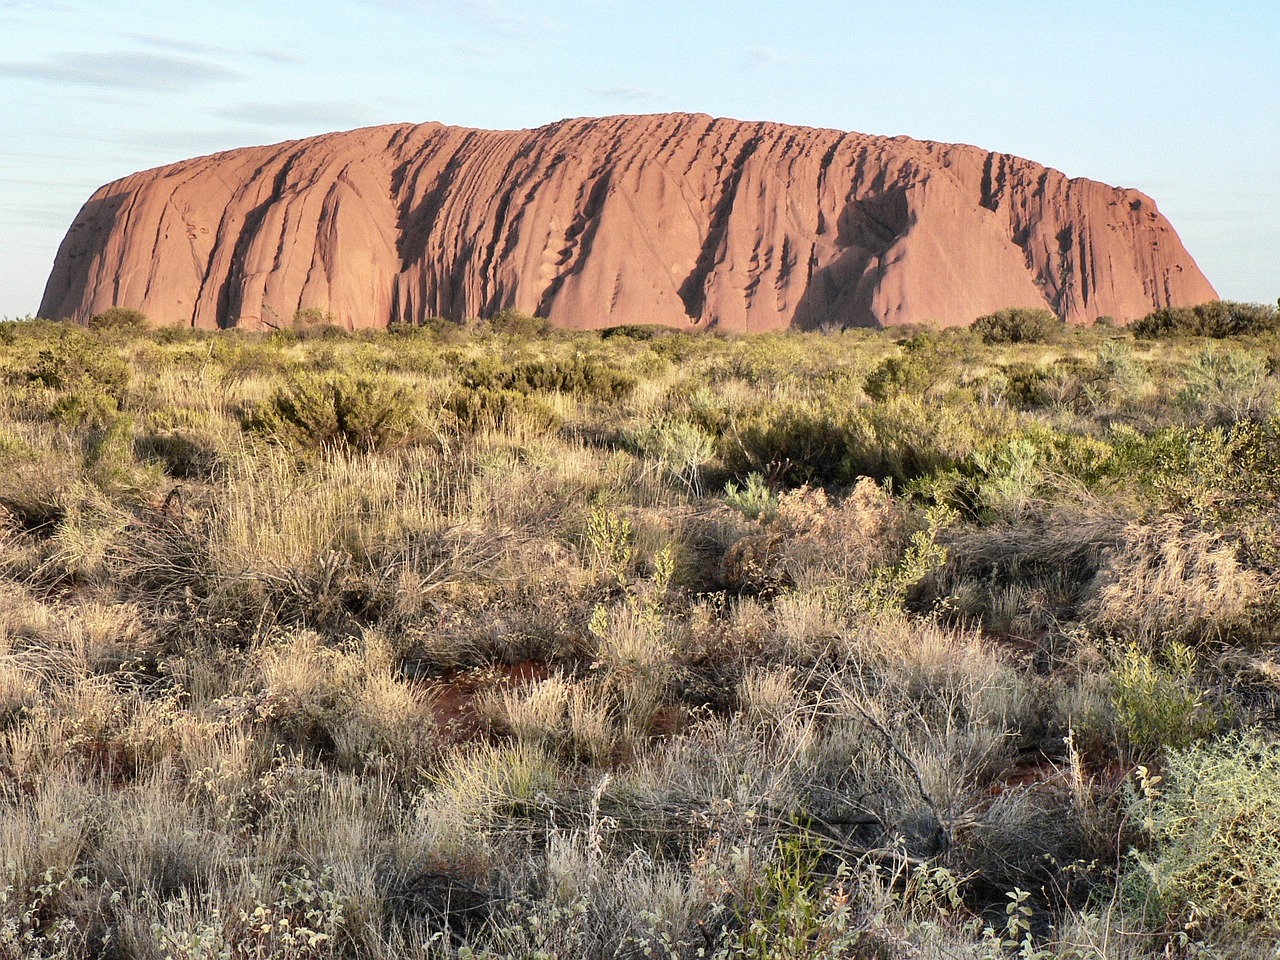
[40,114,1216,331]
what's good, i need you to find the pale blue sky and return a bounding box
[2,0,1276,317]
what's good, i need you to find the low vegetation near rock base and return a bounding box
[0,301,1278,958]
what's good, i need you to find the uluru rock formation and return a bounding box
[40,114,1217,331]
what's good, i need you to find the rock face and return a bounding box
[40,114,1217,331]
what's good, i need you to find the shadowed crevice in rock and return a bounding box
[792,187,912,331]
[677,132,762,322]
[215,153,301,328]
[40,193,127,322]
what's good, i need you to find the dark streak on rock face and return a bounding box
[39,114,1217,331]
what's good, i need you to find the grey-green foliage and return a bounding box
[627,416,715,494]
[862,331,958,400]
[27,333,130,404]
[87,306,148,330]
[724,472,778,521]
[1176,344,1269,423]
[1124,731,1280,937]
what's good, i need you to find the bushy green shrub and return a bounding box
[1125,731,1280,937]
[387,314,465,342]
[862,331,958,400]
[87,306,148,330]
[1175,344,1269,423]
[474,308,552,337]
[1109,643,1220,757]
[720,403,850,487]
[1110,416,1280,571]
[462,353,635,401]
[48,389,121,428]
[966,436,1046,521]
[135,429,221,480]
[1132,300,1280,339]
[862,353,930,402]
[971,306,1063,344]
[27,333,129,401]
[625,416,716,493]
[293,306,337,328]
[724,472,778,521]
[995,361,1053,408]
[848,397,1003,489]
[445,386,561,436]
[243,373,422,452]
[599,323,678,341]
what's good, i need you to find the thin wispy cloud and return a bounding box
[0,51,244,91]
[130,34,304,66]
[0,202,80,229]
[115,128,267,156]
[447,42,505,62]
[591,86,664,103]
[358,0,565,43]
[0,0,76,11]
[128,34,227,56]
[736,45,782,70]
[251,48,304,66]
[215,100,380,129]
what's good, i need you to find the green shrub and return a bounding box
[48,389,121,428]
[1116,416,1280,570]
[1110,643,1220,757]
[626,416,716,493]
[135,429,221,480]
[966,435,1046,521]
[994,361,1053,408]
[293,306,337,328]
[1092,337,1148,402]
[848,397,1000,489]
[862,331,958,400]
[444,386,561,436]
[724,472,778,521]
[1176,344,1269,423]
[1132,300,1280,339]
[0,866,91,957]
[585,504,633,587]
[462,354,635,401]
[82,414,148,495]
[971,306,1063,344]
[599,324,678,341]
[1124,731,1280,937]
[243,373,422,452]
[721,403,850,487]
[27,333,129,401]
[731,833,835,960]
[862,353,930,401]
[87,306,148,330]
[287,307,348,341]
[149,866,350,959]
[475,308,552,337]
[860,502,955,612]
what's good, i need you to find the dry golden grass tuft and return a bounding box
[1086,516,1266,644]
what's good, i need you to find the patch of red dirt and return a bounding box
[418,660,553,741]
